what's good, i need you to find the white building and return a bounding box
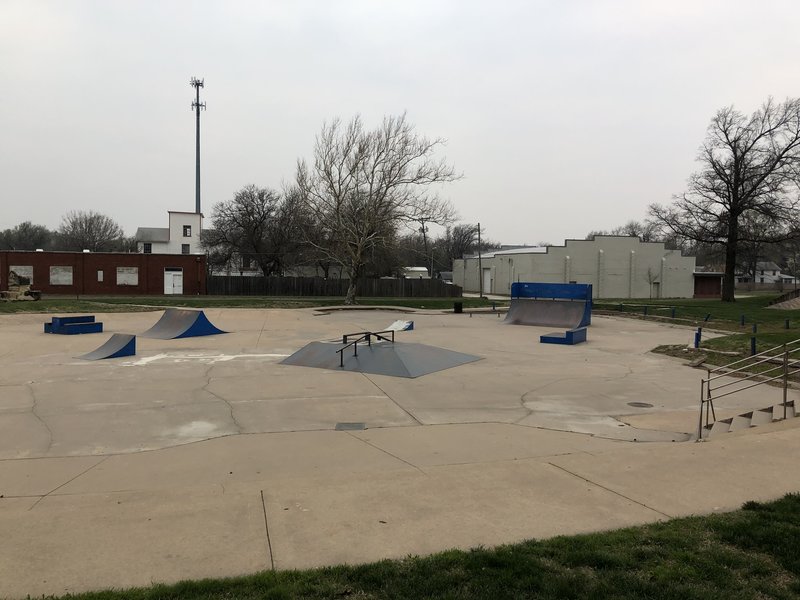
[135,211,204,255]
[453,235,696,299]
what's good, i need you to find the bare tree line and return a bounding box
[1,210,133,252]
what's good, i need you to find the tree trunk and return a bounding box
[722,220,738,302]
[344,277,357,305]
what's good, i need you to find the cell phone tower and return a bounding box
[190,77,206,215]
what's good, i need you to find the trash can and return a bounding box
[453,301,463,314]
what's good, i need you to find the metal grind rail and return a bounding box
[698,338,800,439]
[337,329,396,368]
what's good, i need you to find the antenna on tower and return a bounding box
[190,77,206,215]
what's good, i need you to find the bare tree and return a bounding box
[58,210,125,252]
[204,185,308,277]
[650,97,800,301]
[296,114,460,304]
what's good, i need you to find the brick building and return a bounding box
[0,251,206,296]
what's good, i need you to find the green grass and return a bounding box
[0,296,497,314]
[43,494,800,599]
[595,294,800,332]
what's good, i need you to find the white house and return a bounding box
[135,211,204,255]
[736,261,796,285]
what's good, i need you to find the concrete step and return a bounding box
[730,414,754,432]
[708,418,733,437]
[751,407,775,425]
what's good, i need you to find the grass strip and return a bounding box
[42,494,800,600]
[0,296,497,314]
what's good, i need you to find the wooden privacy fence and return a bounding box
[208,275,463,298]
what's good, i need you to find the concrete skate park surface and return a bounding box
[2,308,800,597]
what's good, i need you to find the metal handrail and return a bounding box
[336,329,396,367]
[707,338,800,376]
[698,340,798,439]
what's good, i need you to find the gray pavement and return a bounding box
[1,308,799,598]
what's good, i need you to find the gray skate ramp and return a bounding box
[141,308,226,339]
[504,299,588,328]
[282,341,481,378]
[78,333,136,360]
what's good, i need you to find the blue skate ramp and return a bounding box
[140,308,226,339]
[282,341,481,378]
[504,282,592,328]
[78,333,136,360]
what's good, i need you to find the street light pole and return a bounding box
[477,222,483,298]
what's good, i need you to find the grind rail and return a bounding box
[698,338,800,439]
[337,330,396,367]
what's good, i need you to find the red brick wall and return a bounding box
[0,251,207,295]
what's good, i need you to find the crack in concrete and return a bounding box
[26,383,54,454]
[201,366,244,434]
[28,455,110,511]
[346,431,427,475]
[547,461,672,519]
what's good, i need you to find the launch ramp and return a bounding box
[141,308,226,339]
[78,333,136,360]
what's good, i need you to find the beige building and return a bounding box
[453,236,696,299]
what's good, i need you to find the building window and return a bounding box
[760,277,765,283]
[182,244,190,255]
[143,243,152,254]
[183,225,192,237]
[117,267,139,286]
[49,266,73,286]
[97,270,104,282]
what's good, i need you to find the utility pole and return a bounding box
[477,222,483,298]
[190,77,206,214]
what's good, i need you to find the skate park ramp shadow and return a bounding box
[141,308,226,339]
[282,341,481,378]
[505,282,592,328]
[78,333,136,360]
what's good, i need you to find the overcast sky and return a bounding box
[2,0,799,245]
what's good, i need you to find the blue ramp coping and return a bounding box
[44,315,103,335]
[540,327,587,346]
[141,308,226,339]
[78,334,136,360]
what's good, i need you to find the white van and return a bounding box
[401,266,430,279]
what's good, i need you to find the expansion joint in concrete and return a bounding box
[547,461,672,519]
[28,455,110,511]
[360,374,422,425]
[346,432,427,475]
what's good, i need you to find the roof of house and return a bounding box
[135,227,170,243]
[756,261,781,271]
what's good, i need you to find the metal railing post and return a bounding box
[783,343,789,420]
[698,379,705,440]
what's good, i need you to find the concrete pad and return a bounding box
[0,488,268,599]
[55,431,416,495]
[548,426,800,516]
[0,456,104,497]
[350,423,625,467]
[227,395,417,433]
[264,459,665,570]
[0,412,53,458]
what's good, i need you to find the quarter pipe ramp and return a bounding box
[504,282,592,328]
